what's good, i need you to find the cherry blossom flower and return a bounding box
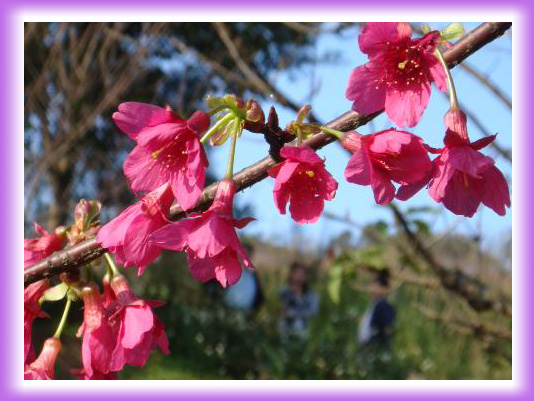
[115,102,210,210]
[149,179,255,287]
[97,183,174,275]
[24,223,66,267]
[427,109,510,217]
[268,146,337,224]
[343,129,432,204]
[76,285,116,379]
[24,337,61,380]
[107,275,169,370]
[345,22,447,127]
[24,280,49,364]
[71,368,118,380]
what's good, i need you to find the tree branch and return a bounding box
[388,203,511,317]
[24,22,512,286]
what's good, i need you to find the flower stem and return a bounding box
[53,297,72,339]
[296,126,303,146]
[200,113,234,144]
[320,126,345,140]
[435,48,459,110]
[104,253,120,276]
[225,117,241,179]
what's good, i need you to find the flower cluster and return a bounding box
[341,22,509,217]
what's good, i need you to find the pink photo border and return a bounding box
[5,1,530,399]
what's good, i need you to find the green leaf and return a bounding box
[41,282,69,302]
[441,23,465,42]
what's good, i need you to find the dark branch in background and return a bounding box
[211,22,320,122]
[24,22,512,286]
[388,203,511,317]
[459,61,512,110]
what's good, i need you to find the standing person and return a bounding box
[357,269,397,378]
[279,262,319,340]
[358,269,396,350]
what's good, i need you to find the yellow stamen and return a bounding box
[306,170,315,178]
[398,59,409,70]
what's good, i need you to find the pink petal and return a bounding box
[213,250,243,287]
[280,146,323,165]
[479,166,510,216]
[123,214,164,271]
[136,123,186,151]
[385,82,431,128]
[346,64,386,115]
[470,134,497,150]
[424,53,447,92]
[370,168,396,205]
[358,22,401,57]
[428,154,454,201]
[315,166,338,201]
[113,102,175,140]
[123,145,168,193]
[288,186,324,224]
[187,111,210,134]
[187,252,217,283]
[368,128,411,154]
[440,172,481,217]
[97,203,140,249]
[447,146,494,178]
[148,220,193,251]
[345,148,372,185]
[122,306,154,349]
[234,216,255,229]
[396,22,413,41]
[272,160,300,192]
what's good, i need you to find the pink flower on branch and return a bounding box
[343,129,432,205]
[268,146,338,224]
[149,179,255,288]
[76,285,116,379]
[24,223,66,268]
[346,22,447,127]
[428,109,510,217]
[115,102,210,210]
[24,280,49,364]
[71,369,118,380]
[97,183,174,275]
[24,337,61,380]
[107,275,169,371]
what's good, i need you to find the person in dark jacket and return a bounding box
[358,269,396,352]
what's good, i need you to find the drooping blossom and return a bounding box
[427,109,510,217]
[24,223,66,267]
[97,183,174,275]
[106,275,169,371]
[24,280,49,364]
[102,273,117,308]
[343,129,432,204]
[24,337,61,380]
[71,368,118,380]
[76,285,116,379]
[345,22,447,127]
[149,179,255,287]
[268,146,338,224]
[114,102,210,210]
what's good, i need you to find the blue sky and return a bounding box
[206,23,512,255]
